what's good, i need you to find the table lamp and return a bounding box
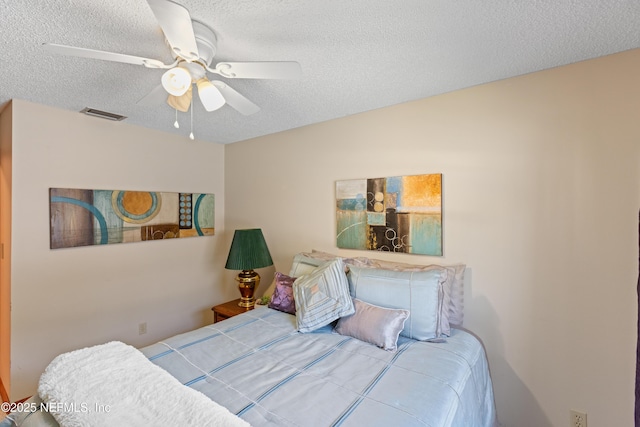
[224,228,273,308]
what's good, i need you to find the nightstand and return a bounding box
[211,299,254,323]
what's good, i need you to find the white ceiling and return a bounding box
[1,0,638,144]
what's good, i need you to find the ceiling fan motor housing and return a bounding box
[168,19,217,67]
[169,20,217,82]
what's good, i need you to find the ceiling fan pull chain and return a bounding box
[173,108,180,129]
[189,96,195,140]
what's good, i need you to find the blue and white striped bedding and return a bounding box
[142,305,496,427]
[1,305,496,427]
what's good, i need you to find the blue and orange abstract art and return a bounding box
[49,188,214,249]
[336,174,442,255]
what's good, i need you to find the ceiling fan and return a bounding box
[42,0,302,118]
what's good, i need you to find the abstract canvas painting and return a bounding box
[49,188,215,249]
[336,174,442,255]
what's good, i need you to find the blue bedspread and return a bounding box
[142,306,496,427]
[1,306,496,427]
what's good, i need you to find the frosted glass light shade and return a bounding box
[161,67,192,96]
[196,78,225,112]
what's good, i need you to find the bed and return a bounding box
[1,252,497,427]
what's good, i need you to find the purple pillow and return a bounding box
[268,272,296,314]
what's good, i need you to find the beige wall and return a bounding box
[0,102,13,394]
[225,49,640,427]
[6,100,232,399]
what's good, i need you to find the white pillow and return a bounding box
[293,258,354,333]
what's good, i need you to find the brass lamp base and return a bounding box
[236,269,261,308]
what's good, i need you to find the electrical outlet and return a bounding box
[570,410,587,427]
[138,322,147,335]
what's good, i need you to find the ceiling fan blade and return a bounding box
[208,62,302,79]
[211,81,260,115]
[42,43,168,68]
[136,84,168,106]
[146,0,199,61]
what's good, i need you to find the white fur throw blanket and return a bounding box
[38,341,250,427]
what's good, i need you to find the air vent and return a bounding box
[80,108,127,121]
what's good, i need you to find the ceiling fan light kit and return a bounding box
[42,0,302,138]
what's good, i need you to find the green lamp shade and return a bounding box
[225,229,273,271]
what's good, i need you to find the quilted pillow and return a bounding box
[335,298,409,351]
[347,265,447,341]
[293,258,354,333]
[268,272,296,314]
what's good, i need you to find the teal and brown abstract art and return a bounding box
[49,188,215,249]
[336,174,442,255]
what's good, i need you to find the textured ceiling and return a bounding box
[1,0,638,144]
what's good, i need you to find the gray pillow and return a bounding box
[335,298,409,351]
